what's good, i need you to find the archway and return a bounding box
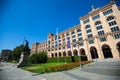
[51,53,54,57]
[68,50,72,56]
[63,51,66,56]
[59,52,61,57]
[90,47,98,59]
[80,48,86,55]
[102,44,113,58]
[55,53,57,57]
[117,42,120,57]
[73,49,78,56]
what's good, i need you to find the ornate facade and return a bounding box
[31,2,120,60]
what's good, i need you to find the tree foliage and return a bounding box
[8,44,30,62]
[28,52,48,64]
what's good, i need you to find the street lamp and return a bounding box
[76,41,82,70]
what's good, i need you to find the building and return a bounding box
[1,49,12,61]
[31,42,47,55]
[31,2,120,60]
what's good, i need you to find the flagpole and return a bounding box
[56,27,59,65]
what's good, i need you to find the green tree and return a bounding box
[8,44,30,62]
[28,52,48,64]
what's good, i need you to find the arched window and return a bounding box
[71,31,75,34]
[77,29,81,32]
[85,25,91,29]
[107,16,114,21]
[95,21,101,25]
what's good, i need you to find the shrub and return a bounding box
[48,56,87,63]
[28,52,48,64]
[37,52,48,63]
[28,54,38,64]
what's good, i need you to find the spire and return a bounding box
[91,5,95,11]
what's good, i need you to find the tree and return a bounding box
[8,44,30,62]
[28,52,48,64]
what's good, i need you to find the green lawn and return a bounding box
[21,62,65,73]
[20,61,92,73]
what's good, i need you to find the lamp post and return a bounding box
[76,41,82,70]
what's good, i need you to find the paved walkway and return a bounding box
[0,58,120,80]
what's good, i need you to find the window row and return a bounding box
[111,26,119,32]
[108,21,117,26]
[103,9,113,16]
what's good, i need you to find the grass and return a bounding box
[21,62,65,73]
[20,61,92,73]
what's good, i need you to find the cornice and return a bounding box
[80,2,115,21]
[59,24,81,34]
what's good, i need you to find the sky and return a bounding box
[0,0,119,51]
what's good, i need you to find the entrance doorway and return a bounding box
[80,48,86,55]
[73,49,78,56]
[63,51,66,56]
[68,50,72,56]
[90,47,98,59]
[102,44,113,58]
[117,42,120,57]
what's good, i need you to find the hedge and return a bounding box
[48,55,87,63]
[28,52,48,64]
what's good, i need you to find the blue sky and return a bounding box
[0,0,119,51]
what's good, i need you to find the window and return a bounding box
[72,31,75,34]
[52,46,54,48]
[111,26,119,32]
[66,33,69,36]
[58,36,61,39]
[72,39,76,42]
[72,35,76,38]
[59,40,61,42]
[95,21,101,25]
[67,37,70,40]
[48,41,50,44]
[89,40,94,44]
[77,29,81,32]
[107,16,114,21]
[73,44,76,47]
[96,25,103,30]
[86,29,92,33]
[80,43,84,46]
[52,42,54,44]
[59,43,61,46]
[114,34,120,39]
[78,33,82,36]
[87,34,93,38]
[78,37,83,41]
[83,19,90,24]
[108,21,117,26]
[59,47,61,50]
[85,25,91,29]
[100,37,106,42]
[98,30,104,35]
[103,9,113,16]
[92,15,100,20]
